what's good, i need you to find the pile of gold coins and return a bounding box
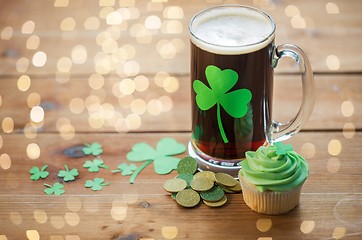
[163,157,241,208]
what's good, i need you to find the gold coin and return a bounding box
[164,178,187,193]
[214,172,237,187]
[203,195,228,208]
[190,177,214,192]
[227,181,242,192]
[176,189,200,208]
[193,171,215,181]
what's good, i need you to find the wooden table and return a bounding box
[1,0,361,239]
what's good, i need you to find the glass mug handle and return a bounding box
[270,44,316,143]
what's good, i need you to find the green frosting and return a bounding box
[239,145,309,193]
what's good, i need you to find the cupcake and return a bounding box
[239,142,309,215]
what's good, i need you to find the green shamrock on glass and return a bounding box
[193,65,252,143]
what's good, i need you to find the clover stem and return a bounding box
[41,165,48,171]
[44,183,52,188]
[101,181,111,186]
[217,103,228,143]
[100,165,109,169]
[64,165,69,171]
[84,143,91,147]
[129,160,152,184]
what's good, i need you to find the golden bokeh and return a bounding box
[145,15,161,29]
[26,35,40,50]
[0,235,8,240]
[26,230,40,240]
[32,51,47,67]
[16,57,29,73]
[34,209,48,224]
[300,142,316,159]
[83,199,99,213]
[27,92,41,108]
[163,6,184,19]
[65,236,80,240]
[102,38,118,53]
[131,99,147,115]
[123,60,140,76]
[0,95,2,107]
[69,98,85,114]
[343,122,355,139]
[30,106,45,123]
[67,197,82,212]
[300,220,315,234]
[134,75,149,92]
[122,192,139,204]
[256,218,272,232]
[64,212,80,226]
[50,216,65,229]
[157,39,176,59]
[9,211,22,225]
[341,100,354,117]
[59,123,75,140]
[57,57,72,72]
[147,1,163,11]
[163,76,179,93]
[326,55,340,70]
[120,0,136,7]
[2,117,14,133]
[99,0,115,7]
[0,153,11,170]
[162,20,183,34]
[327,157,341,173]
[99,7,114,19]
[26,143,41,160]
[56,72,71,83]
[147,99,163,116]
[84,16,100,30]
[17,75,31,92]
[1,26,13,40]
[50,236,64,240]
[125,113,141,130]
[0,135,3,148]
[22,20,35,34]
[161,226,178,240]
[326,2,339,14]
[119,78,136,95]
[257,238,272,240]
[285,5,300,17]
[291,16,306,29]
[328,139,342,156]
[24,123,38,139]
[106,11,123,25]
[71,45,87,64]
[60,17,76,31]
[54,0,69,7]
[332,227,346,239]
[111,199,128,220]
[159,96,173,112]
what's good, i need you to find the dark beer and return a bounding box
[190,6,275,160]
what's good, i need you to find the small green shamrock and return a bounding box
[30,165,49,180]
[126,137,186,183]
[85,178,110,191]
[58,165,79,181]
[112,163,138,176]
[44,183,65,195]
[193,65,252,143]
[83,142,103,156]
[83,158,109,172]
[274,142,294,155]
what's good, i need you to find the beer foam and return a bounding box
[190,6,275,54]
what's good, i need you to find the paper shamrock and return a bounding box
[274,142,294,155]
[83,158,109,172]
[83,142,103,156]
[58,165,79,181]
[44,183,65,195]
[112,163,138,176]
[126,137,186,183]
[85,178,110,191]
[30,165,49,180]
[193,65,252,143]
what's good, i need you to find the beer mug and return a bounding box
[188,5,315,176]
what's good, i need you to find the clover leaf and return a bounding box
[44,183,65,195]
[193,65,252,143]
[30,165,49,180]
[58,165,79,181]
[85,178,110,191]
[274,142,294,155]
[126,138,186,183]
[83,142,103,156]
[112,163,138,176]
[83,158,109,172]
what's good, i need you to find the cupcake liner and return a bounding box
[239,175,303,215]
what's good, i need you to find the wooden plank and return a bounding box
[0,0,361,75]
[0,74,361,133]
[0,132,361,239]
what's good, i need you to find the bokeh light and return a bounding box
[106,11,123,25]
[2,117,14,133]
[16,57,29,73]
[50,216,65,229]
[327,157,341,173]
[34,209,48,224]
[30,106,45,123]
[69,98,85,114]
[145,15,161,29]
[326,2,339,14]
[300,220,315,234]
[22,20,35,34]
[99,0,115,7]
[1,26,13,40]
[131,99,147,115]
[119,78,136,95]
[159,96,173,112]
[57,57,72,72]
[26,143,41,159]
[17,75,31,91]
[125,113,141,130]
[54,0,69,7]
[134,75,149,92]
[64,212,80,226]
[256,218,272,232]
[27,92,41,108]
[60,17,76,31]
[71,45,87,64]
[162,226,178,240]
[0,153,11,170]
[26,230,40,240]
[343,122,355,139]
[341,101,354,117]
[147,99,163,116]
[163,6,184,19]
[9,212,22,225]
[291,16,306,29]
[32,51,47,67]
[84,16,100,30]
[111,199,128,221]
[26,35,40,50]
[326,55,340,70]
[332,227,346,239]
[285,5,300,17]
[24,123,38,139]
[300,142,315,159]
[328,139,342,156]
[66,197,82,212]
